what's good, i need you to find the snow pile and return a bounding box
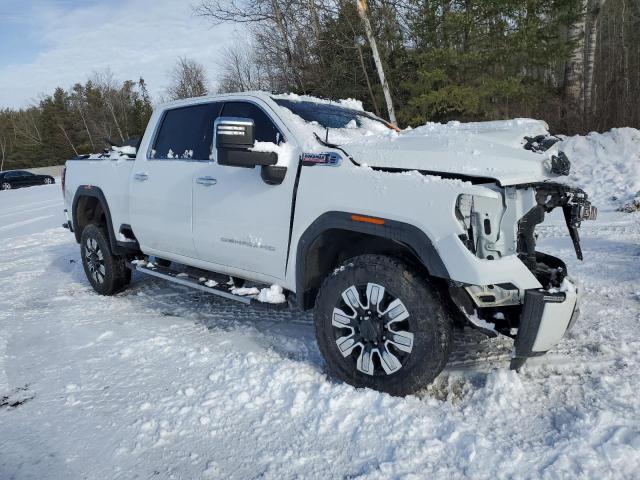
[272,96,393,152]
[256,284,286,304]
[408,118,549,149]
[275,93,638,201]
[166,149,193,159]
[88,145,136,160]
[115,145,136,156]
[249,141,297,167]
[559,128,640,210]
[231,286,260,296]
[229,285,286,304]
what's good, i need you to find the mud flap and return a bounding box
[510,281,579,370]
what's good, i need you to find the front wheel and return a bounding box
[80,224,131,295]
[314,255,453,396]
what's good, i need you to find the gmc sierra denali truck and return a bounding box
[62,92,596,395]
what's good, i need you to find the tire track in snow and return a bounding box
[0,214,56,232]
[0,202,63,220]
[0,198,61,215]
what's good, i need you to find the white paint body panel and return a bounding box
[191,160,297,279]
[128,159,200,257]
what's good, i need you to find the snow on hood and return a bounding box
[272,95,557,185]
[339,119,555,186]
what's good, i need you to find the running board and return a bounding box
[129,262,252,305]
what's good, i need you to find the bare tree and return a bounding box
[92,70,127,142]
[70,84,96,150]
[217,43,272,92]
[356,0,397,125]
[11,108,42,146]
[166,57,209,100]
[195,0,315,92]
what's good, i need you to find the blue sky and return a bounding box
[0,0,237,108]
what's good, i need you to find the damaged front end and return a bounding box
[451,181,597,369]
[509,182,596,369]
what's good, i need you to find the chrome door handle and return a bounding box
[196,176,217,186]
[133,172,149,182]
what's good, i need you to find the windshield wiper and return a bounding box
[313,131,339,149]
[312,131,360,166]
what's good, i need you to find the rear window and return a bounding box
[151,102,223,160]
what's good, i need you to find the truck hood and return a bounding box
[340,119,557,185]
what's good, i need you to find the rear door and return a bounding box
[192,100,297,279]
[129,102,222,258]
[9,171,30,187]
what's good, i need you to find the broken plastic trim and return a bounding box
[550,152,571,176]
[517,182,597,262]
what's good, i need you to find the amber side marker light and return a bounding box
[351,214,385,225]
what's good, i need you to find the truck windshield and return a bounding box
[273,98,393,131]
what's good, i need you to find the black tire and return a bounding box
[314,254,453,396]
[80,224,131,295]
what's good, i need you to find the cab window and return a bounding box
[151,102,223,160]
[221,101,283,144]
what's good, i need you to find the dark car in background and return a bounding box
[0,170,55,190]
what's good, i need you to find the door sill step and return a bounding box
[129,262,255,305]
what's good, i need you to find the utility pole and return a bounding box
[356,0,397,125]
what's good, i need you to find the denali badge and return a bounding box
[302,152,342,167]
[220,237,275,252]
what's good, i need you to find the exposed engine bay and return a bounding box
[451,180,597,339]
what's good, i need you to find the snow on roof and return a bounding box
[270,92,365,111]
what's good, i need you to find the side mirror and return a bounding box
[214,117,278,168]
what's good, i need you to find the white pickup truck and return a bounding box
[62,92,596,395]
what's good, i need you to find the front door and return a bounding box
[192,101,297,279]
[129,102,222,258]
[11,171,32,187]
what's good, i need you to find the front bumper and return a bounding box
[510,277,580,369]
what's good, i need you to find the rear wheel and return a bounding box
[314,254,453,396]
[80,224,131,295]
[1,182,11,190]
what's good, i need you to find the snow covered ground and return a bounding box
[1,148,640,478]
[0,182,63,241]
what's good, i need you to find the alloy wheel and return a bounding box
[84,237,106,284]
[1,182,11,190]
[332,283,414,376]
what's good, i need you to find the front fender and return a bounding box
[294,211,450,308]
